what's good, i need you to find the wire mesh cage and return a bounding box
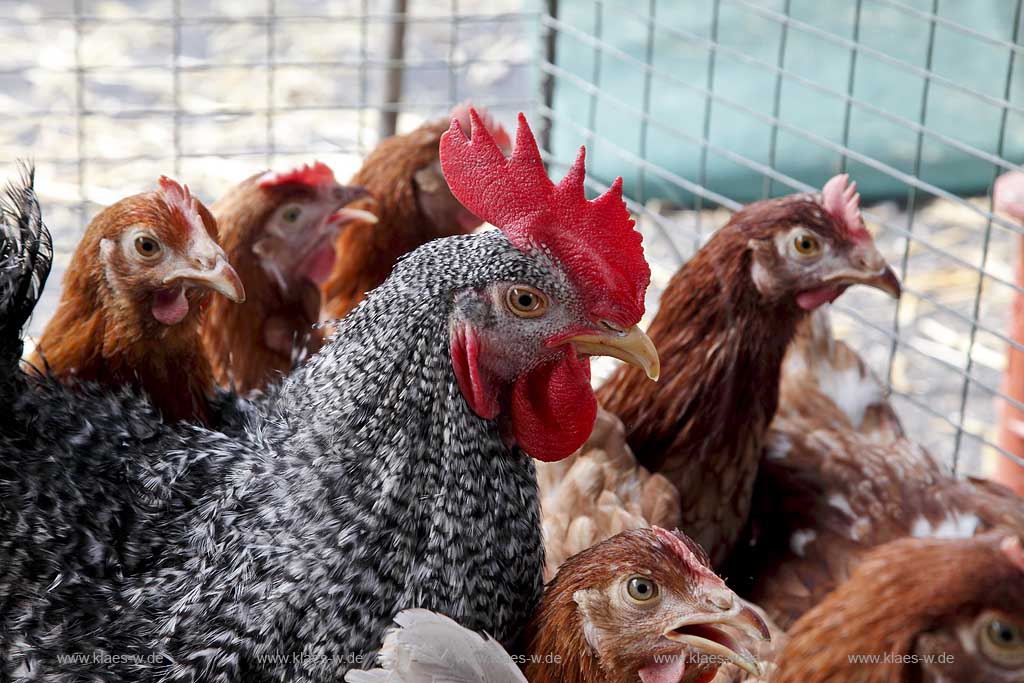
[2,0,1022,478]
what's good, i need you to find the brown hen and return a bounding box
[736,309,1024,629]
[203,162,373,393]
[597,175,901,568]
[773,530,1024,683]
[322,103,511,320]
[30,177,244,424]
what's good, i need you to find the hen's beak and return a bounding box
[164,257,246,303]
[568,324,660,381]
[663,603,770,677]
[832,243,902,299]
[327,207,379,227]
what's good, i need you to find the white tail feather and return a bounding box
[345,609,527,683]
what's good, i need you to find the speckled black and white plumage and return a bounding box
[1,229,554,681]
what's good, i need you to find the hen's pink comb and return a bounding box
[450,102,512,155]
[1001,535,1024,573]
[158,176,204,235]
[822,174,871,244]
[652,526,720,582]
[258,161,336,189]
[440,108,649,326]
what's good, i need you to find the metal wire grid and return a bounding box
[537,0,1024,475]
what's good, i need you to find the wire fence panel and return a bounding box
[2,0,1022,478]
[539,0,1024,476]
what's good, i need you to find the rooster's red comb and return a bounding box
[157,176,204,235]
[822,174,871,244]
[440,109,649,326]
[258,161,336,189]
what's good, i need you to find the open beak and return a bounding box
[327,185,378,228]
[163,257,245,303]
[568,324,660,381]
[663,603,770,677]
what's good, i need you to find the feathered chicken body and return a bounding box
[204,162,373,393]
[322,104,511,320]
[736,309,1024,629]
[28,177,244,424]
[0,111,656,681]
[598,177,901,567]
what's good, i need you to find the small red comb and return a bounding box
[258,161,336,189]
[157,176,204,235]
[651,526,721,582]
[440,109,649,327]
[822,174,871,244]
[1002,535,1024,573]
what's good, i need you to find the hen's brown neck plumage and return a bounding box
[323,119,471,320]
[597,218,804,568]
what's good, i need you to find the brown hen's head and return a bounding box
[779,530,1024,683]
[741,174,901,311]
[244,162,375,295]
[94,177,244,328]
[525,527,769,683]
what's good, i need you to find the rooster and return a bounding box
[772,530,1024,683]
[734,308,1024,629]
[322,103,511,320]
[596,175,901,567]
[0,110,658,681]
[27,176,244,424]
[203,162,375,393]
[349,527,770,683]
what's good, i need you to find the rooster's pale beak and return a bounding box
[663,602,770,677]
[164,257,246,303]
[568,324,660,382]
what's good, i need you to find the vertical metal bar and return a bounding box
[539,0,560,154]
[635,0,656,205]
[448,0,460,109]
[265,0,277,167]
[763,0,791,199]
[694,0,721,236]
[358,0,369,152]
[585,2,604,154]
[838,0,863,174]
[885,0,939,415]
[73,0,87,232]
[380,0,409,139]
[953,0,1024,470]
[172,0,182,178]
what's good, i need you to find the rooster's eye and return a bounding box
[626,576,659,602]
[793,233,820,256]
[282,206,302,223]
[134,235,162,259]
[506,285,548,318]
[980,617,1024,665]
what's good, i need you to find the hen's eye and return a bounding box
[133,235,162,259]
[793,233,820,256]
[282,206,302,223]
[626,576,658,602]
[506,285,548,318]
[980,617,1024,665]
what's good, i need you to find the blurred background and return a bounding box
[1,0,1022,478]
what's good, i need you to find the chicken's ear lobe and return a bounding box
[572,589,604,653]
[450,321,500,420]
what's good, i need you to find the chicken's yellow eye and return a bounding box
[134,235,162,259]
[980,617,1024,665]
[626,576,659,602]
[793,233,820,256]
[506,285,548,318]
[282,206,302,223]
